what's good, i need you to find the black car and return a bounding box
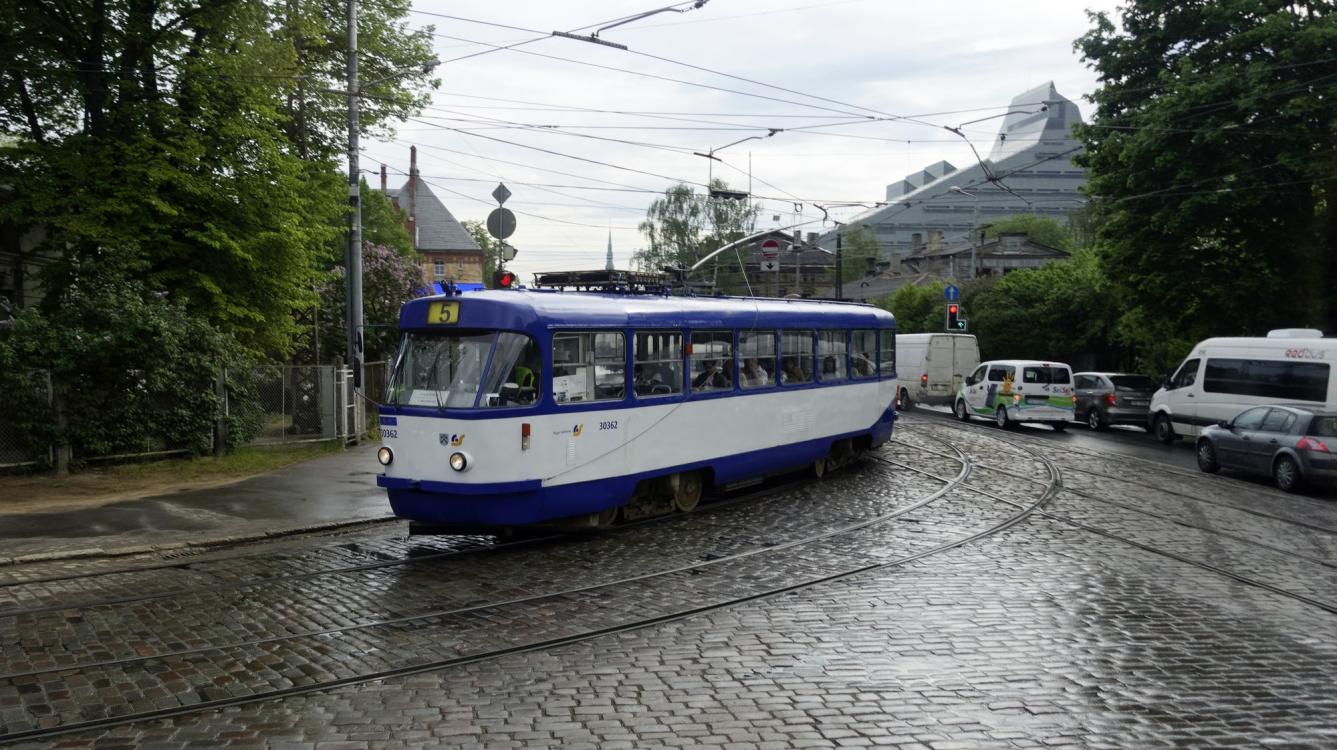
[1196,405,1337,492]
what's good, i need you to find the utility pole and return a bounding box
[835,230,843,301]
[345,0,364,398]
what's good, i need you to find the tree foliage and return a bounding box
[634,180,758,276]
[834,224,880,284]
[317,243,427,365]
[463,220,501,286]
[874,281,946,334]
[1076,1,1337,358]
[982,214,1074,252]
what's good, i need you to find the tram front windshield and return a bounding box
[387,331,540,409]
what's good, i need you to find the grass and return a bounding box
[0,441,345,513]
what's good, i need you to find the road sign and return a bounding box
[491,182,512,205]
[498,242,517,262]
[760,238,781,258]
[944,284,960,302]
[761,259,779,273]
[487,207,516,240]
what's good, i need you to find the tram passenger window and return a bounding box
[851,330,877,379]
[690,330,733,392]
[780,331,814,385]
[818,331,847,382]
[634,331,683,398]
[878,329,895,378]
[738,330,776,390]
[552,331,626,404]
[480,332,541,407]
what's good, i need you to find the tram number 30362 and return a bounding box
[599,421,618,431]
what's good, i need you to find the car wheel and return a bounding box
[954,399,970,421]
[994,406,1011,429]
[1052,421,1067,432]
[1087,408,1105,431]
[899,388,911,411]
[1153,414,1176,444]
[1273,455,1302,493]
[1196,439,1220,474]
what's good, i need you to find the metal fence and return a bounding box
[0,363,389,470]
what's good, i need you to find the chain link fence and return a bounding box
[1,363,388,470]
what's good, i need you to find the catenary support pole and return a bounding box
[345,0,364,407]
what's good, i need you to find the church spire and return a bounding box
[605,229,614,271]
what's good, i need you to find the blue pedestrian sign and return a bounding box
[943,284,960,302]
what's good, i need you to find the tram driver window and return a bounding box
[552,332,626,404]
[690,331,733,392]
[780,331,814,385]
[479,333,541,407]
[878,329,895,379]
[634,331,684,397]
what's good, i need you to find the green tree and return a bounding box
[874,281,946,334]
[634,180,758,280]
[361,180,412,256]
[1075,1,1337,357]
[833,224,880,285]
[463,220,501,286]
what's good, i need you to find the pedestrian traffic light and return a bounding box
[946,303,960,331]
[493,268,518,289]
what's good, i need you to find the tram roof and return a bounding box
[399,289,895,332]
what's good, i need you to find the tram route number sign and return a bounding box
[427,300,460,325]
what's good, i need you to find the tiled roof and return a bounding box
[386,177,481,254]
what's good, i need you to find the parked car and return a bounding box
[1073,372,1157,430]
[1196,405,1337,492]
[1150,328,1336,444]
[955,359,1075,430]
[895,333,980,410]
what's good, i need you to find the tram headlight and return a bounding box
[449,451,469,472]
[377,447,393,466]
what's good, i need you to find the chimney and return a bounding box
[911,233,923,252]
[379,164,387,192]
[408,146,418,250]
[806,232,818,246]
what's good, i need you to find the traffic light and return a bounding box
[946,303,960,331]
[493,268,518,289]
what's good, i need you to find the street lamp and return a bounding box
[949,186,980,280]
[692,129,780,186]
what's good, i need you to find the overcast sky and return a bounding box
[363,0,1125,279]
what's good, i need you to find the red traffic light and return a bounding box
[494,269,518,289]
[948,304,959,314]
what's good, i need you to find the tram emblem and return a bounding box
[439,433,466,447]
[572,424,583,437]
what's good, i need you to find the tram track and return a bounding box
[0,430,1060,745]
[885,430,1337,617]
[900,415,1337,534]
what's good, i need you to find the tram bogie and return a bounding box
[376,287,897,530]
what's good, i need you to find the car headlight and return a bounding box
[377,446,393,466]
[449,451,469,472]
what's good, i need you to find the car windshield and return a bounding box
[1310,416,1337,437]
[1022,366,1070,385]
[1110,375,1156,391]
[387,330,538,409]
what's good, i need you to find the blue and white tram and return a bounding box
[375,287,897,528]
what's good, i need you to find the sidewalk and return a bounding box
[0,444,394,564]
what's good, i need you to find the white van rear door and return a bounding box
[927,336,955,396]
[954,336,979,394]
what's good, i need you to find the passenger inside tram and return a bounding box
[691,359,731,391]
[740,358,769,387]
[780,357,808,384]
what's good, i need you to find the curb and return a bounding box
[0,515,400,567]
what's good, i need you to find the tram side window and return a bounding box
[818,330,847,382]
[634,331,684,397]
[738,330,776,389]
[690,330,733,392]
[552,331,626,404]
[878,329,895,379]
[851,330,877,379]
[780,331,814,385]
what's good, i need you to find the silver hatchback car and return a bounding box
[1072,372,1157,430]
[1196,405,1337,492]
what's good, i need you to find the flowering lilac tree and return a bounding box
[316,243,429,365]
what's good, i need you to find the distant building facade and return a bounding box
[826,81,1088,266]
[379,148,483,285]
[901,232,1069,279]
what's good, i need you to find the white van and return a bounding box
[954,359,1075,429]
[895,333,980,409]
[1149,329,1336,443]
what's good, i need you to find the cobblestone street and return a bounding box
[3,415,1336,748]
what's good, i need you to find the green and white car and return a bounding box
[954,359,1075,430]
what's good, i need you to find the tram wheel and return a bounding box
[673,471,702,513]
[813,458,826,479]
[596,505,620,528]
